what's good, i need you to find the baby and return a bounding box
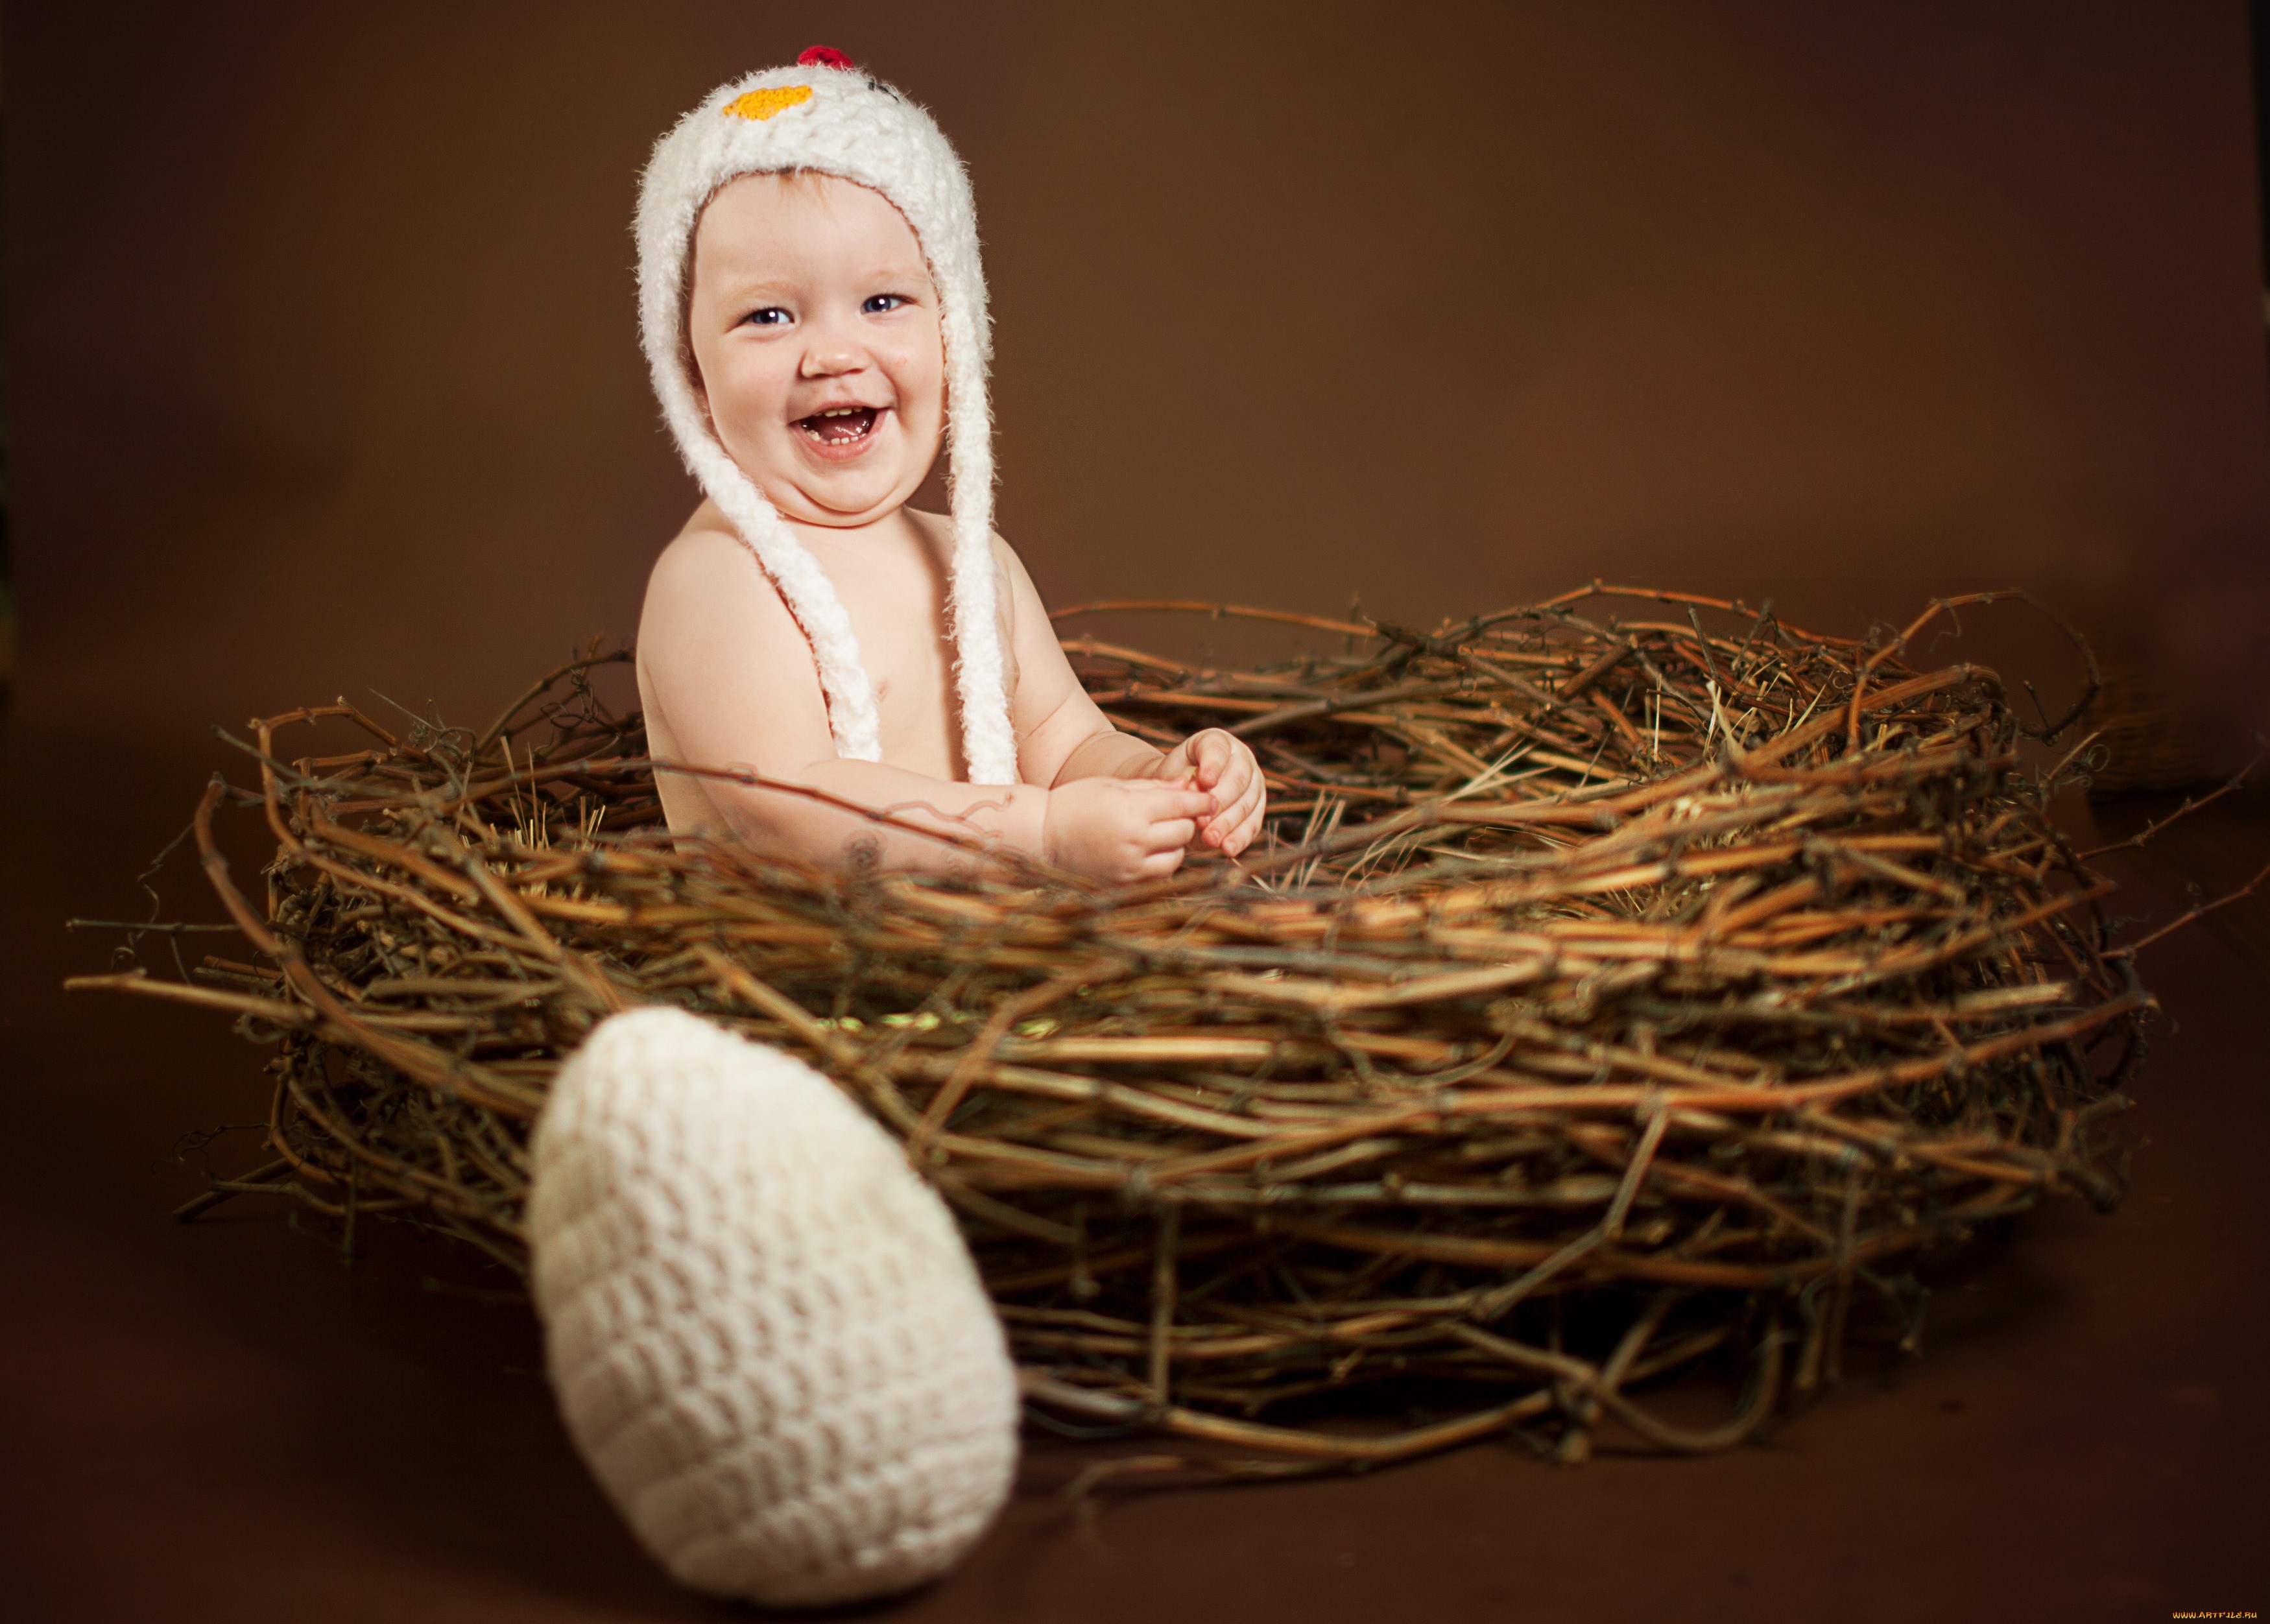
[537,53,1260,1608]
[633,51,1264,885]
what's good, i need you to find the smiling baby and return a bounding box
[524,51,1262,1608]
[633,51,1264,883]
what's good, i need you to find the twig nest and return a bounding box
[527,1007,1019,1606]
[105,591,2147,1481]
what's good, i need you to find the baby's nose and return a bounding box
[798,343,866,377]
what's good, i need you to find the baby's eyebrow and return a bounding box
[704,271,802,307]
[859,259,935,291]
[706,262,932,305]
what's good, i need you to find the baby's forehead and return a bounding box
[697,171,930,276]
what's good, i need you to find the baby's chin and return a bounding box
[759,460,929,529]
[728,421,933,528]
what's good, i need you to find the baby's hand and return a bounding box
[1042,778,1217,885]
[1154,728,1266,857]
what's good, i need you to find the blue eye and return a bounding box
[742,307,791,328]
[862,294,907,315]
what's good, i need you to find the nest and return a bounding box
[81,584,2156,1476]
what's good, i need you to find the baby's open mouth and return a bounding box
[795,405,881,445]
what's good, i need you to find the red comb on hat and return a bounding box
[797,45,857,70]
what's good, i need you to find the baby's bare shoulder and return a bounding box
[645,517,793,627]
[638,514,804,687]
[649,514,760,596]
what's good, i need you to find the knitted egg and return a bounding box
[527,1006,1020,1605]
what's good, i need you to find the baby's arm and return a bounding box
[638,530,1212,881]
[999,542,1267,859]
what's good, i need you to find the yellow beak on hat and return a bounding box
[724,86,813,121]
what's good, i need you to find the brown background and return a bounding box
[10,0,2270,739]
[5,3,2268,1620]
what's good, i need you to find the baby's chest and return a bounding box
[822,534,1017,778]
[864,607,954,717]
[837,571,968,769]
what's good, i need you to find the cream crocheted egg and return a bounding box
[527,1006,1020,1606]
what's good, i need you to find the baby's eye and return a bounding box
[862,294,908,315]
[741,307,792,328]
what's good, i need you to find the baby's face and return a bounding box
[687,173,944,527]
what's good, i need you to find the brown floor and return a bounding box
[5,718,2265,1623]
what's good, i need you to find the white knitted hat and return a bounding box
[637,47,1018,785]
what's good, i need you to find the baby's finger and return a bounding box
[1141,787,1219,824]
[1142,817,1201,853]
[1223,765,1265,827]
[1206,750,1257,815]
[1189,730,1235,792]
[1207,771,1267,851]
[1135,846,1188,880]
[1222,789,1268,857]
